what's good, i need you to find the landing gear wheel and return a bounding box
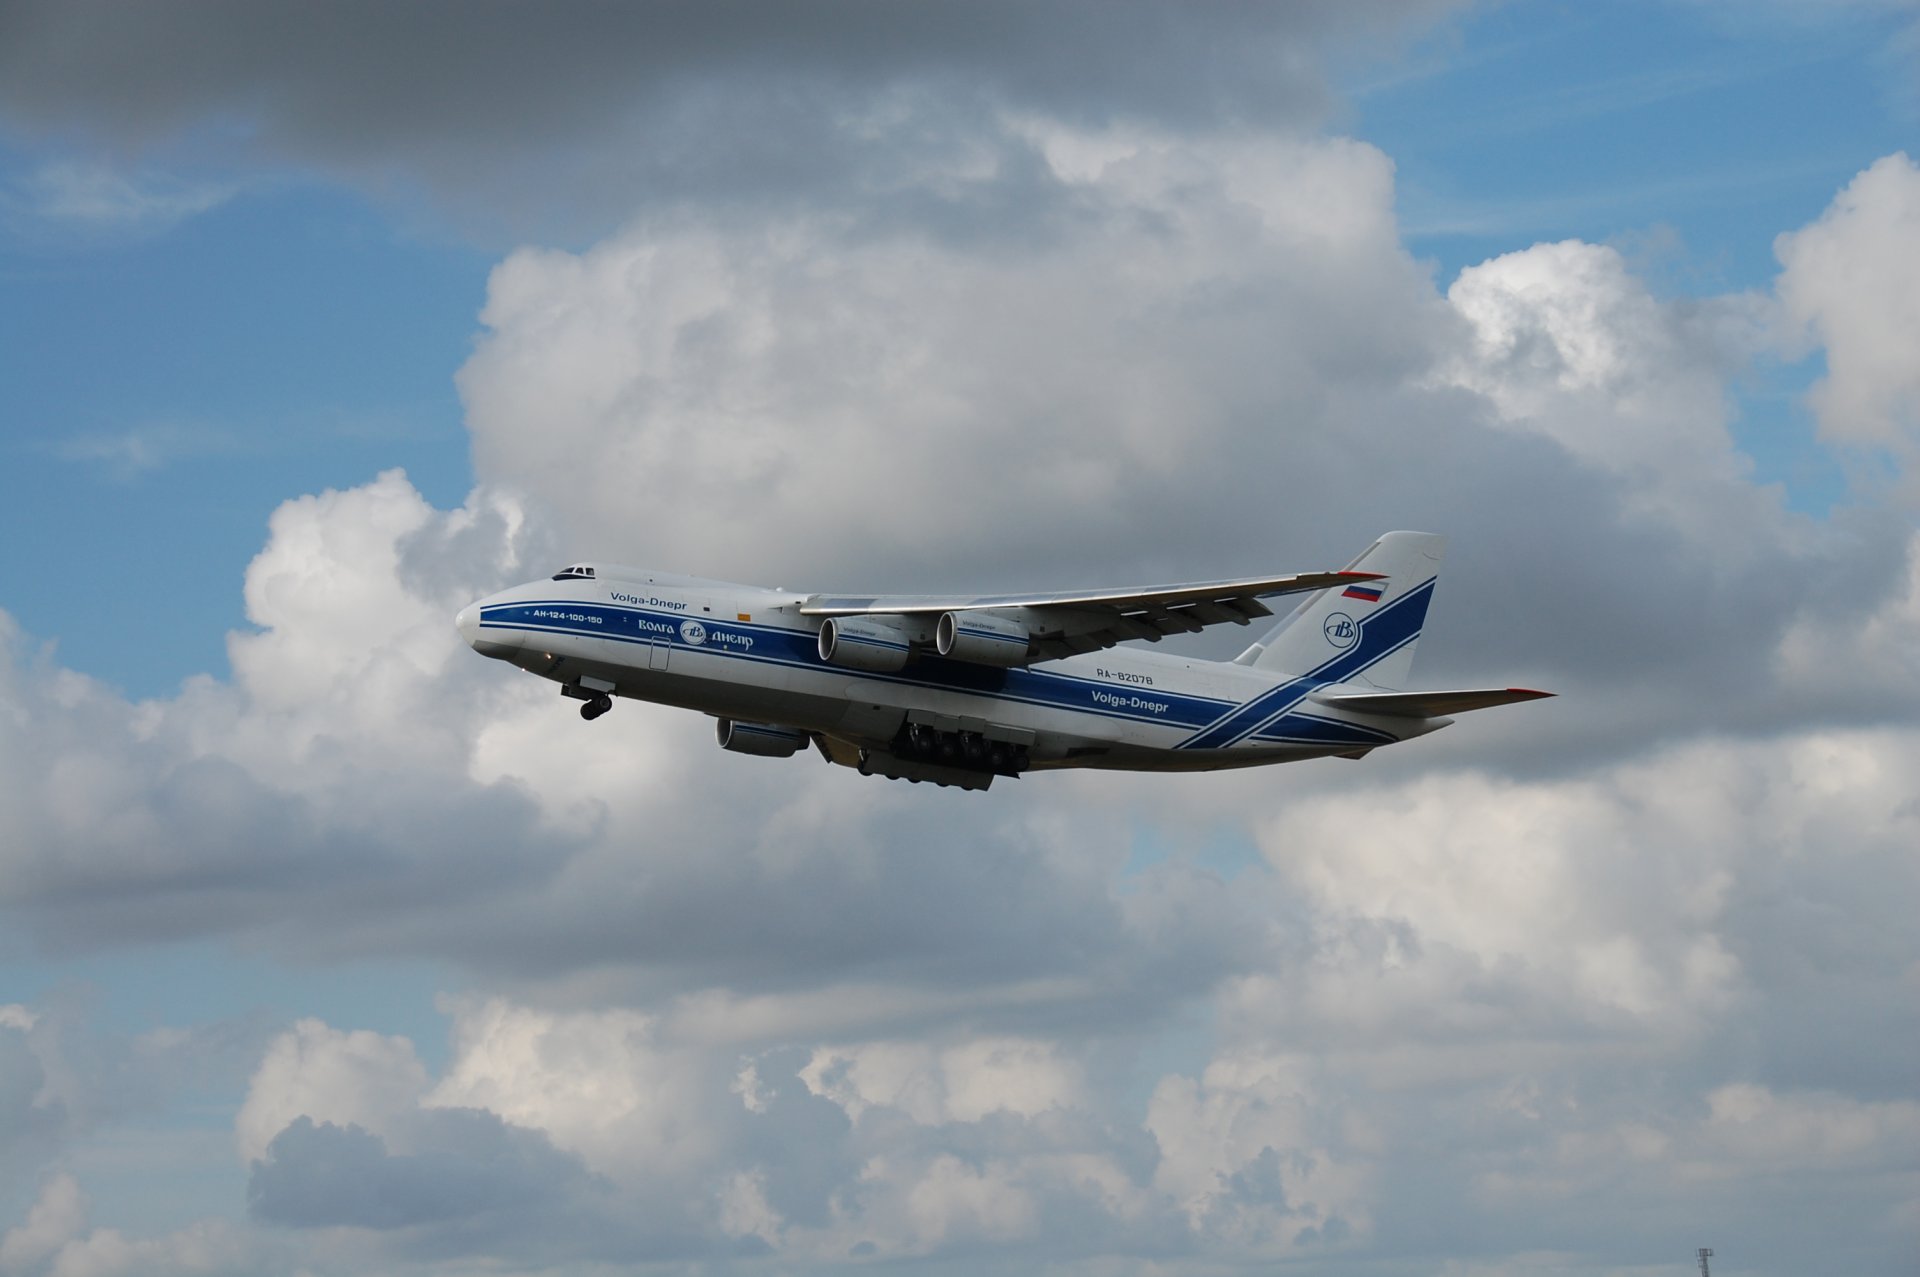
[580,693,612,721]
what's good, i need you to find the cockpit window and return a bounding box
[551,565,597,581]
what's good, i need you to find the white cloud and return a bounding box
[1438,237,1777,549]
[1775,151,1920,468]
[1146,1053,1369,1255]
[2,126,1920,1275]
[1702,1083,1920,1170]
[49,425,236,479]
[0,1175,251,1277]
[235,1020,429,1164]
[799,1036,1082,1125]
[0,1174,86,1274]
[38,1219,247,1277]
[11,161,232,234]
[900,1154,1038,1248]
[453,132,1448,587]
[422,998,717,1179]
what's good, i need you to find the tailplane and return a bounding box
[1235,531,1445,687]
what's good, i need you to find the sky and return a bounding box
[0,1,1917,1274]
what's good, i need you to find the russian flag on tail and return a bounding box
[1341,583,1385,602]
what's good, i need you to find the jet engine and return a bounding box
[714,718,809,758]
[936,610,1033,667]
[817,616,917,672]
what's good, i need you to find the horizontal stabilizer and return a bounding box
[1309,687,1554,718]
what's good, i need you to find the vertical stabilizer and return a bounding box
[1235,532,1446,687]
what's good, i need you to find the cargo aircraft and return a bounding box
[456,531,1549,791]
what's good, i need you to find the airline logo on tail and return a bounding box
[1322,613,1359,648]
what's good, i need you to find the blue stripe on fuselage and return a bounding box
[478,600,1239,731]
[1251,711,1399,747]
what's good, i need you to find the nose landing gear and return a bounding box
[561,678,617,721]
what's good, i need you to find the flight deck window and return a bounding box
[551,565,597,581]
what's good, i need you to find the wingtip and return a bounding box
[1506,688,1556,700]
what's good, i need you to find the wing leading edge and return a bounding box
[801,569,1384,662]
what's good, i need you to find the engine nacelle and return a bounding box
[818,616,916,672]
[715,718,809,758]
[937,610,1034,667]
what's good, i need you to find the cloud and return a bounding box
[1774,151,1920,475]
[247,1112,602,1234]
[0,1173,252,1277]
[234,1020,429,1165]
[0,1016,64,1187]
[46,424,238,480]
[0,1173,86,1275]
[2,130,1920,1272]
[0,1,1465,238]
[1438,237,1774,538]
[452,130,1920,775]
[6,161,232,235]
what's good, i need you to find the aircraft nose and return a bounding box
[455,601,481,648]
[458,596,523,660]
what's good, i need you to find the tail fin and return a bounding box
[1235,531,1445,688]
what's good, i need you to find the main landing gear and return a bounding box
[580,693,612,721]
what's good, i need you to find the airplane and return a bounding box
[454,531,1550,791]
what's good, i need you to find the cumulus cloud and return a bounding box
[247,1112,604,1237]
[235,1020,429,1165]
[2,69,1919,1272]
[454,131,1451,584]
[453,129,1920,773]
[1775,151,1920,476]
[1439,237,1775,545]
[0,1173,86,1275]
[0,1173,252,1277]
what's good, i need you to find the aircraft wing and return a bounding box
[801,569,1383,661]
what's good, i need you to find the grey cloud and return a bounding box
[0,0,1463,238]
[0,1025,64,1191]
[244,1110,725,1263]
[385,785,1269,1044]
[0,640,578,964]
[727,1047,857,1229]
[248,1112,591,1229]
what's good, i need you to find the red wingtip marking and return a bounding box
[1507,688,1555,699]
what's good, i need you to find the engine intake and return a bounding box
[715,718,809,758]
[936,610,1033,667]
[818,616,915,672]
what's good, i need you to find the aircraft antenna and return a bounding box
[1697,1248,1713,1277]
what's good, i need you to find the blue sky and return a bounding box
[2,3,1917,1275]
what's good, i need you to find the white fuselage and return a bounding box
[455,567,1444,780]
